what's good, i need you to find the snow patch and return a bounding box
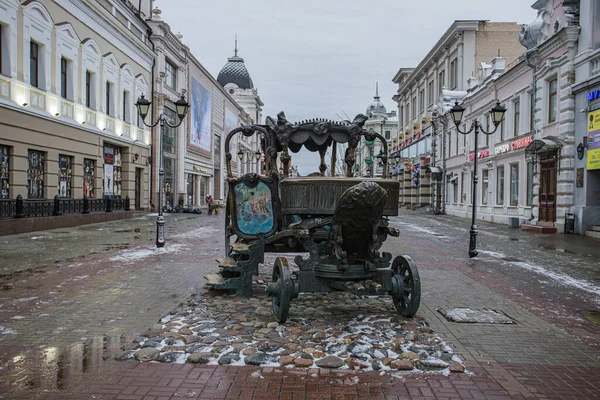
[109,244,187,263]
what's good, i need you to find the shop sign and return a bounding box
[193,165,209,173]
[494,143,510,155]
[469,149,490,161]
[587,109,600,170]
[103,146,115,164]
[588,89,600,102]
[511,136,532,151]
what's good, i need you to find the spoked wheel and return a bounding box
[390,255,421,317]
[266,257,297,323]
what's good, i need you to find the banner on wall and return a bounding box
[190,78,212,154]
[588,109,600,170]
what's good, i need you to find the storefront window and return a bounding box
[187,174,195,206]
[164,157,174,208]
[58,154,73,198]
[481,169,489,204]
[497,166,505,205]
[214,136,221,169]
[0,146,10,199]
[452,177,458,203]
[510,164,519,206]
[27,150,45,199]
[526,162,534,206]
[103,145,122,198]
[84,158,95,198]
[460,172,465,204]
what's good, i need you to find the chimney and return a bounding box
[492,57,506,72]
[467,75,479,90]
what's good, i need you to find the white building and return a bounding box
[0,0,153,209]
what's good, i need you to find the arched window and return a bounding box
[80,39,101,110]
[55,23,79,102]
[119,64,134,125]
[22,2,53,92]
[102,52,119,118]
[0,0,18,80]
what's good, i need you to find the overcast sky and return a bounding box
[158,0,536,174]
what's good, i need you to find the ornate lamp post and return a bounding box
[136,94,189,248]
[450,101,506,258]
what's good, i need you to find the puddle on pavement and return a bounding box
[1,334,127,395]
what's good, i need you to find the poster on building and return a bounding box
[190,78,212,154]
[587,109,600,170]
[104,164,114,195]
[225,108,238,168]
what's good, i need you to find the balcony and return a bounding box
[29,87,46,110]
[0,75,10,100]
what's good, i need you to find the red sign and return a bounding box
[401,142,405,148]
[415,133,421,140]
[468,149,490,161]
[407,138,413,144]
[511,136,533,151]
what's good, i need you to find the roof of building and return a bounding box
[217,38,254,89]
[366,83,387,116]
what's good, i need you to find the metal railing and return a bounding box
[0,195,130,219]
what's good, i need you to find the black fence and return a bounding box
[0,195,130,219]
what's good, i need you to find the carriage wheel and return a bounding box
[268,257,294,323]
[390,255,421,317]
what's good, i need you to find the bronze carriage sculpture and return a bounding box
[204,112,421,323]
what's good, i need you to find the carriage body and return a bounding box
[205,112,421,323]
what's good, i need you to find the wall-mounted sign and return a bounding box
[494,143,510,155]
[469,149,490,161]
[193,165,209,173]
[588,109,600,170]
[588,89,600,102]
[511,135,533,151]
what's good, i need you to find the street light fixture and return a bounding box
[450,101,506,258]
[237,150,262,164]
[136,93,189,248]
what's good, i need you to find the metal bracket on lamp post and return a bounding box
[136,94,189,248]
[450,101,506,258]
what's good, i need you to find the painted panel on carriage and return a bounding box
[234,181,274,235]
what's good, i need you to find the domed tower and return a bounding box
[217,37,263,124]
[366,82,387,118]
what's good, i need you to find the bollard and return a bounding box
[53,195,62,216]
[125,196,131,211]
[15,194,24,218]
[83,196,90,214]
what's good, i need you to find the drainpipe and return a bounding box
[148,30,156,210]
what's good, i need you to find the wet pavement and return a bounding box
[0,210,599,399]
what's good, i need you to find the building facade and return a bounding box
[425,1,583,234]
[147,10,253,208]
[391,20,524,209]
[0,0,153,209]
[571,0,600,236]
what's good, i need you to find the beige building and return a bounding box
[0,0,153,209]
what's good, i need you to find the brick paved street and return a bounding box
[1,210,600,399]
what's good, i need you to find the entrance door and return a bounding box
[135,168,142,210]
[539,154,557,222]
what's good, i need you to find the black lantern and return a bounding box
[254,151,261,161]
[491,102,507,127]
[135,94,151,120]
[450,102,465,127]
[394,154,400,163]
[577,142,585,160]
[175,95,190,120]
[237,150,244,161]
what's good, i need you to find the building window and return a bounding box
[58,154,73,198]
[496,166,505,205]
[30,41,39,88]
[83,158,95,198]
[439,70,445,91]
[163,157,174,208]
[122,90,130,123]
[163,107,177,155]
[419,89,425,114]
[513,99,520,137]
[385,130,391,140]
[526,162,534,206]
[482,169,489,205]
[510,164,519,206]
[399,106,404,127]
[529,91,534,132]
[411,96,417,119]
[0,25,3,76]
[27,150,45,199]
[450,59,457,90]
[548,77,557,123]
[428,80,434,105]
[500,105,506,142]
[485,114,491,147]
[103,145,121,197]
[106,81,113,116]
[60,57,68,99]
[165,59,176,90]
[452,176,458,203]
[0,145,10,199]
[85,71,93,108]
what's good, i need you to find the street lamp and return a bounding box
[237,150,262,163]
[136,93,189,248]
[450,101,506,258]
